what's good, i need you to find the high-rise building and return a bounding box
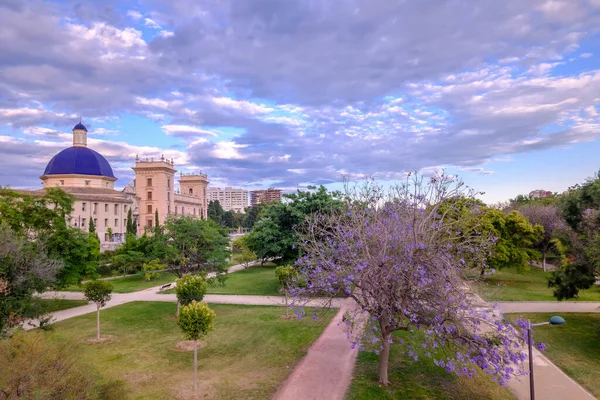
[207,187,249,213]
[250,187,282,207]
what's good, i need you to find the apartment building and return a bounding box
[207,186,249,213]
[250,187,282,207]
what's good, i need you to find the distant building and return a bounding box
[529,190,553,199]
[250,188,282,207]
[207,187,248,213]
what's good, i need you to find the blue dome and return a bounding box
[73,122,88,131]
[43,147,116,178]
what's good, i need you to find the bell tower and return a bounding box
[73,118,88,147]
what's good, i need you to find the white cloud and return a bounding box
[127,10,143,21]
[211,97,274,115]
[144,18,161,29]
[580,52,593,58]
[213,141,247,159]
[162,124,219,137]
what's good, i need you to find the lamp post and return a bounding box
[527,316,565,400]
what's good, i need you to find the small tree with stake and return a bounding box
[275,265,298,317]
[83,280,113,341]
[175,274,208,316]
[178,301,215,393]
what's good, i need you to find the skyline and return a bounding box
[1,0,600,203]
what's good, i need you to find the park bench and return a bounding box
[159,283,172,291]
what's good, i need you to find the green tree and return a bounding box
[0,223,63,336]
[485,209,544,273]
[88,218,96,234]
[178,301,215,393]
[126,209,136,236]
[175,274,208,316]
[207,200,224,225]
[275,265,299,317]
[244,203,266,229]
[166,217,230,281]
[239,248,256,271]
[221,211,235,229]
[550,171,600,299]
[0,188,97,286]
[247,186,343,263]
[83,280,113,340]
[142,259,166,281]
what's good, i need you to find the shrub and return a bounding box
[178,301,216,341]
[0,331,127,399]
[142,259,166,281]
[175,274,208,306]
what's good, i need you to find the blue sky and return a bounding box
[1,0,599,203]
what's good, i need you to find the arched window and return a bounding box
[189,188,193,195]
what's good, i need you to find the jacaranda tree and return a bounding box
[295,174,530,386]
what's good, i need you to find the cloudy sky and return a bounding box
[1,0,600,203]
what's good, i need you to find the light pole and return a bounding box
[527,315,566,400]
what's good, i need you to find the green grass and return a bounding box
[46,301,334,399]
[24,298,89,318]
[347,330,516,400]
[473,267,600,302]
[64,272,176,293]
[505,312,600,398]
[162,263,281,296]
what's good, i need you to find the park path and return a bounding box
[486,300,598,400]
[273,299,362,400]
[496,301,600,313]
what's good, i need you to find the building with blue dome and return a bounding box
[23,121,209,250]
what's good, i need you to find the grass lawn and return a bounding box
[45,301,334,399]
[162,263,281,296]
[24,298,89,317]
[473,267,600,302]
[64,271,176,293]
[505,312,600,398]
[347,330,516,400]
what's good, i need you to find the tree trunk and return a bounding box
[379,331,392,386]
[96,304,101,340]
[176,301,180,317]
[284,294,288,317]
[542,253,547,272]
[193,340,198,392]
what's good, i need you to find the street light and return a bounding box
[528,316,566,400]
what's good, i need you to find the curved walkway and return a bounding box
[496,301,600,313]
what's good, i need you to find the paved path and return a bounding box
[273,299,361,400]
[489,301,598,400]
[497,301,600,313]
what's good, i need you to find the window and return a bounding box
[124,205,128,212]
[82,202,86,211]
[60,180,64,186]
[94,218,97,226]
[93,203,98,214]
[167,192,170,201]
[147,191,152,200]
[167,178,170,188]
[167,205,171,214]
[124,219,127,227]
[82,218,86,227]
[189,188,193,195]
[85,180,91,186]
[104,203,108,212]
[114,204,118,214]
[147,178,152,186]
[147,204,152,213]
[147,219,153,228]
[105,182,109,187]
[115,218,118,227]
[193,208,196,215]
[104,218,108,227]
